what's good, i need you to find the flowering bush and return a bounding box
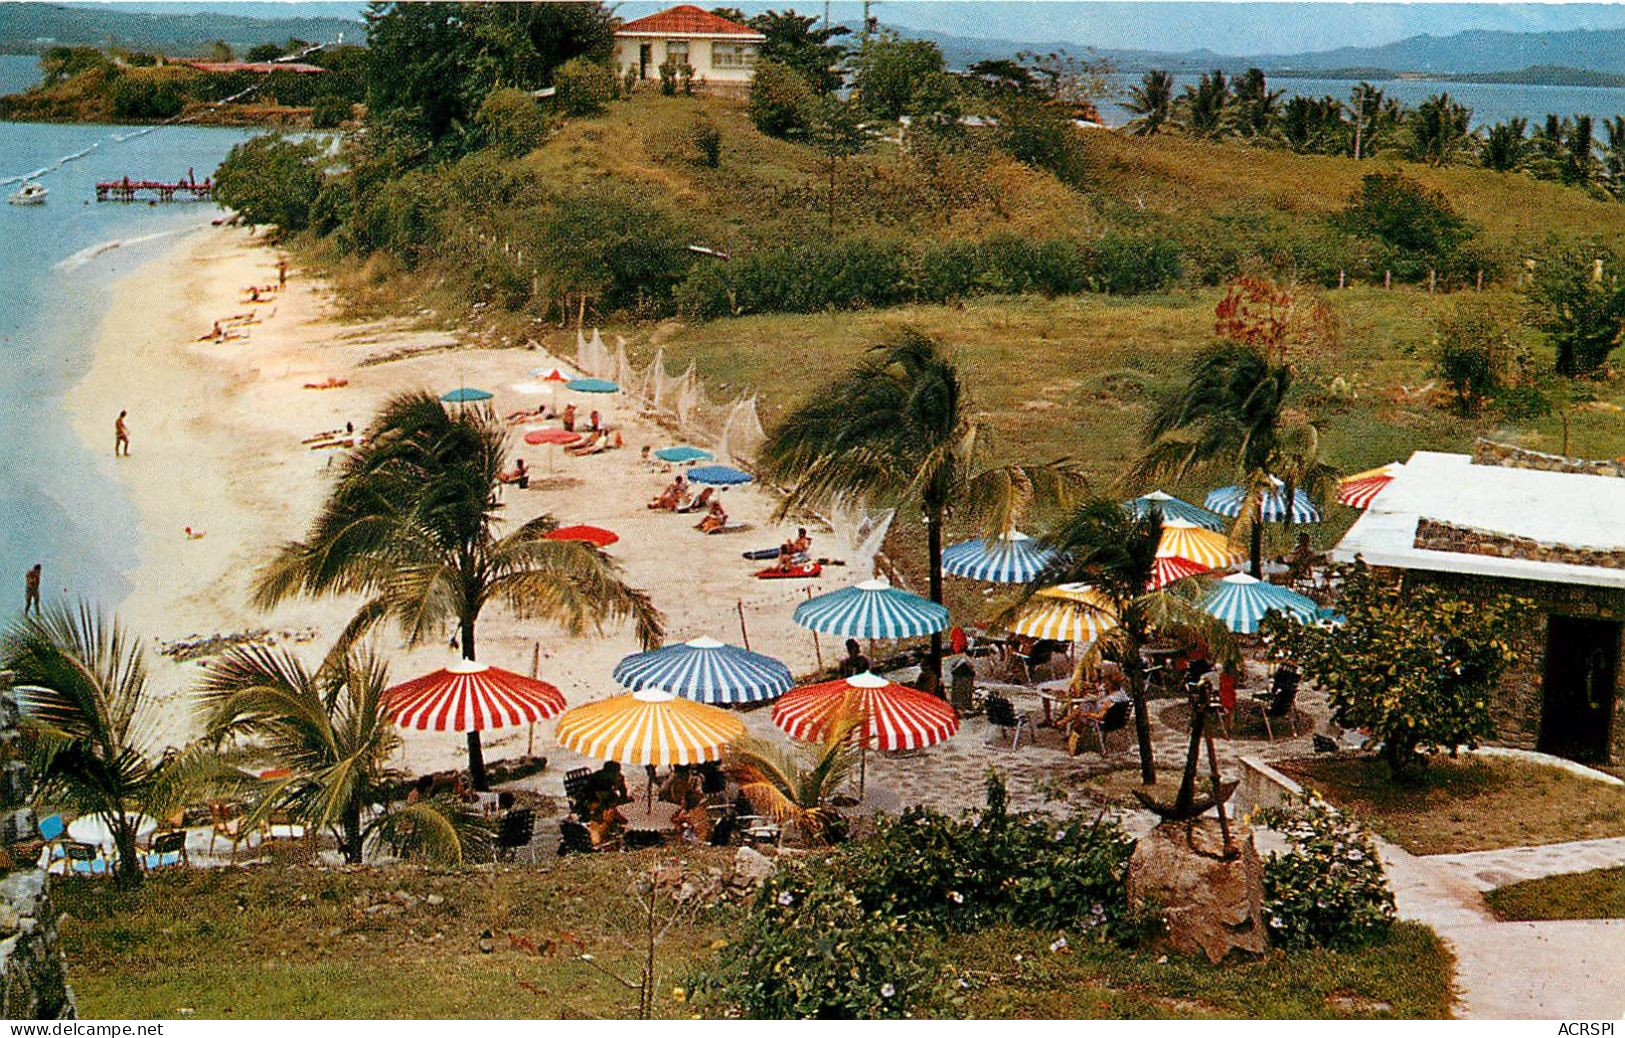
[689,862,948,1019]
[1255,792,1396,949]
[838,774,1135,934]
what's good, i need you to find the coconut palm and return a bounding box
[756,329,1082,679]
[1123,69,1174,136]
[2,603,202,886]
[1409,92,1472,166]
[1135,341,1337,577]
[1349,82,1387,159]
[254,390,664,788]
[1480,117,1528,173]
[195,642,483,864]
[728,713,860,846]
[1602,116,1625,198]
[1232,68,1282,138]
[1017,500,1232,785]
[1179,69,1229,138]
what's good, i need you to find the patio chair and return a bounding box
[63,841,109,878]
[37,813,67,863]
[1075,699,1131,755]
[557,818,596,855]
[263,808,308,844]
[495,807,537,863]
[984,693,1031,750]
[1252,666,1301,742]
[562,767,593,814]
[142,829,189,872]
[208,801,254,863]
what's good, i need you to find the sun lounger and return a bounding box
[706,522,751,536]
[675,489,714,514]
[755,562,821,579]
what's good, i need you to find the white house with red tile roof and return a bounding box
[614,5,765,85]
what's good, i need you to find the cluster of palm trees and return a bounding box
[1122,67,1625,194]
[760,329,1330,788]
[4,391,662,883]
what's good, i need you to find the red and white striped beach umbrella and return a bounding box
[384,659,567,733]
[1149,554,1211,591]
[773,671,959,752]
[1337,464,1403,509]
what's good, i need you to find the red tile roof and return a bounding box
[616,5,764,37]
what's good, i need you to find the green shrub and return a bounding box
[214,134,326,233]
[1432,301,1515,416]
[554,56,617,117]
[544,183,696,315]
[676,236,912,318]
[917,240,983,302]
[310,95,351,129]
[692,866,947,1019]
[692,117,722,168]
[1336,171,1477,284]
[1255,793,1396,949]
[474,87,546,157]
[1089,233,1182,294]
[749,60,817,139]
[109,67,189,120]
[1495,383,1553,420]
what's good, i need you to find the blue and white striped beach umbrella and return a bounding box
[688,464,753,486]
[1124,490,1228,532]
[941,530,1059,584]
[1204,480,1321,524]
[1200,573,1320,634]
[612,636,793,704]
[793,579,951,639]
[655,446,713,464]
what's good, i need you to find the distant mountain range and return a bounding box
[0,2,362,55]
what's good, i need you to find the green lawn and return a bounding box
[1485,866,1625,922]
[52,853,1454,1019]
[1275,755,1625,855]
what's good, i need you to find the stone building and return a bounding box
[1332,442,1625,765]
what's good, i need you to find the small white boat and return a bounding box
[8,181,47,206]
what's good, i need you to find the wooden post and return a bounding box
[806,588,823,671]
[529,641,540,757]
[736,600,751,650]
[1476,269,1483,292]
[1338,270,1345,290]
[1384,270,1391,290]
[1429,269,1436,294]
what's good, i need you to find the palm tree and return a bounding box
[255,390,664,788]
[1136,342,1337,578]
[756,329,1081,679]
[1603,116,1625,199]
[1408,92,1472,166]
[1562,114,1598,189]
[1480,117,1528,173]
[1232,68,1282,138]
[1123,69,1174,136]
[1178,69,1230,138]
[1349,82,1386,159]
[2,603,199,886]
[728,713,860,846]
[195,642,482,864]
[1018,501,1232,785]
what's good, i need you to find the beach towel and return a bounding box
[755,562,821,580]
[706,522,751,536]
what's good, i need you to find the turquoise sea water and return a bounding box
[0,56,250,612]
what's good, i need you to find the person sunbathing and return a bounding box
[588,409,601,432]
[648,477,685,511]
[498,458,529,488]
[566,430,605,456]
[505,405,546,424]
[791,527,812,555]
[183,526,206,540]
[696,499,728,533]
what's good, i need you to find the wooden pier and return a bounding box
[96,168,213,203]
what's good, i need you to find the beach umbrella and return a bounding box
[1149,555,1211,591]
[1124,490,1227,532]
[1156,519,1243,570]
[941,530,1060,584]
[384,660,566,788]
[793,579,951,640]
[772,671,960,793]
[1204,479,1321,524]
[567,378,620,394]
[1200,573,1320,634]
[687,464,753,487]
[530,367,570,381]
[1009,583,1118,642]
[544,524,619,548]
[523,427,581,472]
[554,689,745,767]
[655,446,713,464]
[1337,463,1403,509]
[612,636,792,704]
[440,387,494,404]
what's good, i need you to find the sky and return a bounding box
[56,1,1625,56]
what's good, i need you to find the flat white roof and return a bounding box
[1331,450,1625,590]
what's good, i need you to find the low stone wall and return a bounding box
[1472,438,1625,479]
[0,675,76,1020]
[1413,518,1625,569]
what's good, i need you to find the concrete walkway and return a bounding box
[1382,837,1625,1019]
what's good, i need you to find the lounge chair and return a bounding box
[142,829,188,872]
[676,489,714,515]
[36,813,66,863]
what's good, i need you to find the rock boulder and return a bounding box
[1126,818,1268,964]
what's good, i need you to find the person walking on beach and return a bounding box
[24,564,41,614]
[114,410,130,457]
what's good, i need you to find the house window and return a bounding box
[712,42,757,68]
[665,40,689,65]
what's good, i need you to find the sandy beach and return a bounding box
[64,224,863,777]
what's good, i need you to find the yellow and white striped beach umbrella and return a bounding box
[1010,583,1118,642]
[553,689,746,767]
[1156,519,1243,569]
